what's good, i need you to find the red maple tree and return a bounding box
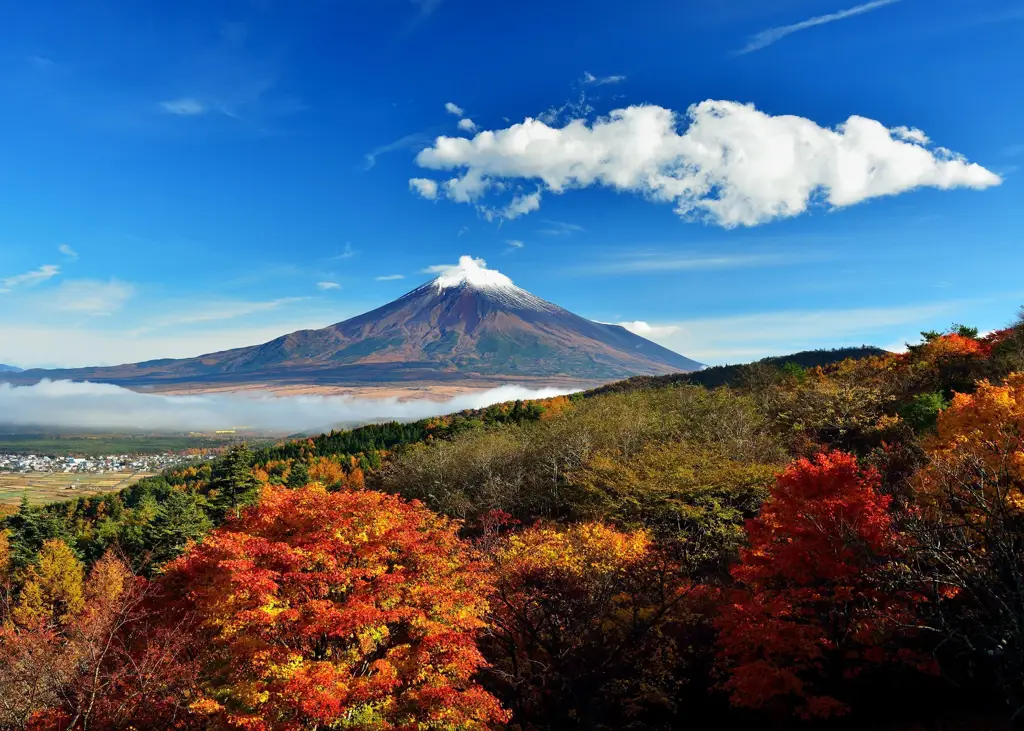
[716,451,924,719]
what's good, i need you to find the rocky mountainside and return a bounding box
[4,257,702,389]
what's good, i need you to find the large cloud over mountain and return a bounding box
[410,101,1000,227]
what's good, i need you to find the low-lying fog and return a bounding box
[0,380,577,433]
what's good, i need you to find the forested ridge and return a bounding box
[3,314,1024,730]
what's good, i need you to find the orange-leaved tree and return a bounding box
[716,451,924,720]
[910,373,1024,720]
[484,521,702,730]
[0,545,200,731]
[162,483,507,731]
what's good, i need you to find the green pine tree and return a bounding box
[211,443,261,519]
[146,489,213,565]
[286,460,310,489]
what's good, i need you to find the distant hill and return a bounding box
[584,346,889,396]
[1,257,702,391]
[0,364,23,373]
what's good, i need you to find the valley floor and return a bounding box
[134,376,602,399]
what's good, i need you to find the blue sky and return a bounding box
[1,0,1021,369]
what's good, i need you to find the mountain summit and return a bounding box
[6,257,702,390]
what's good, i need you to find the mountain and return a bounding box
[0,364,23,373]
[3,257,702,391]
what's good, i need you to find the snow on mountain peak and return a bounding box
[429,256,516,291]
[422,255,557,312]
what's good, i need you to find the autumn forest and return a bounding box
[3,310,1024,730]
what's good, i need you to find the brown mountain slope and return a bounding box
[5,257,703,390]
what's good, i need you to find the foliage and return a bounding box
[716,452,925,719]
[910,373,1024,719]
[585,347,888,396]
[13,539,85,628]
[566,443,778,577]
[483,522,702,730]
[162,483,507,731]
[899,391,950,433]
[382,385,783,526]
[0,550,201,731]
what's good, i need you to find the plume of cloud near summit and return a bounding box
[737,0,901,54]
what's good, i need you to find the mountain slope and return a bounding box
[0,364,22,373]
[4,257,702,389]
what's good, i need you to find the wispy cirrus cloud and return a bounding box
[364,131,432,170]
[128,296,308,335]
[537,220,584,236]
[58,244,79,259]
[29,55,56,70]
[375,274,405,281]
[1,264,60,293]
[317,281,341,290]
[736,0,901,54]
[331,242,357,260]
[160,97,207,116]
[582,71,626,85]
[577,250,827,275]
[51,279,134,316]
[157,25,303,130]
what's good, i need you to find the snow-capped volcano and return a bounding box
[4,256,702,390]
[420,255,558,313]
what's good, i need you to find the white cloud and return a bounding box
[891,126,930,144]
[582,71,626,85]
[444,101,464,116]
[413,101,1001,227]
[1,264,60,291]
[129,298,309,334]
[737,0,901,54]
[482,191,541,221]
[581,251,820,274]
[458,118,477,132]
[363,132,431,170]
[29,55,55,70]
[613,303,956,363]
[537,220,584,236]
[617,320,680,339]
[375,274,405,281]
[331,242,357,260]
[159,97,207,116]
[0,380,577,432]
[317,281,341,290]
[51,279,134,316]
[506,240,524,249]
[58,244,78,259]
[409,177,440,200]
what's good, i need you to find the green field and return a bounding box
[0,471,155,506]
[0,431,263,457]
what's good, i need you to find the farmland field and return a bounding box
[0,431,250,457]
[0,471,155,506]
